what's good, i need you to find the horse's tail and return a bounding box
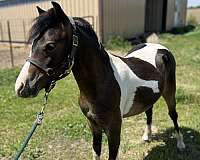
[161,49,176,93]
[162,50,176,80]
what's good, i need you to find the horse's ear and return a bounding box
[36,6,46,15]
[51,1,69,23]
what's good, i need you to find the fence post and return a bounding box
[22,20,27,43]
[7,20,14,67]
[0,22,3,41]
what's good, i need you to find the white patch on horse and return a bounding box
[108,54,160,117]
[92,149,100,160]
[15,48,33,93]
[142,124,152,141]
[174,131,185,150]
[125,43,168,68]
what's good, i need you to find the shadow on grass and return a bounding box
[144,127,200,160]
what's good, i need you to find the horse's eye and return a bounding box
[46,43,56,52]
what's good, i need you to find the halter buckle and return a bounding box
[73,35,78,47]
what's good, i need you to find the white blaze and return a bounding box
[15,48,32,93]
[15,62,31,93]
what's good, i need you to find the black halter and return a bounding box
[26,17,78,92]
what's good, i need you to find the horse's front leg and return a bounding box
[88,119,103,160]
[105,113,122,160]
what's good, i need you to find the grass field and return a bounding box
[0,27,200,160]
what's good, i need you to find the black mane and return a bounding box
[29,8,98,42]
[29,8,56,41]
[74,17,99,42]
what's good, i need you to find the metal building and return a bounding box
[0,0,187,42]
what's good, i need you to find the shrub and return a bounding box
[170,25,195,34]
[105,36,132,51]
[187,15,199,26]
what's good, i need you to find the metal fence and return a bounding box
[0,19,33,43]
[0,16,94,68]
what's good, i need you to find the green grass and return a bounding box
[105,36,132,52]
[0,27,200,159]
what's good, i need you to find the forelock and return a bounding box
[28,8,59,42]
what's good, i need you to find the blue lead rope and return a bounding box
[13,92,49,160]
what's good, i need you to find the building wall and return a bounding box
[145,0,167,32]
[166,0,175,30]
[166,0,187,31]
[0,0,188,43]
[175,0,187,27]
[61,0,100,37]
[101,0,146,42]
[0,0,99,42]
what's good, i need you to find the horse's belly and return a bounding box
[123,102,148,118]
[123,87,161,118]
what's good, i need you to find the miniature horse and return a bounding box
[15,2,185,160]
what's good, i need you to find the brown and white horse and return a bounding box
[15,2,185,160]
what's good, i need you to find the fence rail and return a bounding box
[0,16,94,43]
[0,16,95,68]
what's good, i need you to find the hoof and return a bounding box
[177,141,186,151]
[142,133,151,142]
[92,150,100,160]
[174,131,186,151]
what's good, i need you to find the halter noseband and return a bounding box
[26,17,78,91]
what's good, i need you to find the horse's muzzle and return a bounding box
[16,80,40,98]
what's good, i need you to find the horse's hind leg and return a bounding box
[142,106,153,141]
[162,87,185,150]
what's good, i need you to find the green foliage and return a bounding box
[188,6,200,9]
[188,15,199,26]
[170,25,196,34]
[105,35,132,52]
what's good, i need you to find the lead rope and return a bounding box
[13,81,55,160]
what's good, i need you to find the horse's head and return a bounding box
[15,2,76,97]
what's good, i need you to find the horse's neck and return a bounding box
[72,44,111,97]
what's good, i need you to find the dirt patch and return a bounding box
[0,43,30,68]
[35,137,92,160]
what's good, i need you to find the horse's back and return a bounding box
[125,43,168,68]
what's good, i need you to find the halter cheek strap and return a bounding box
[26,57,53,75]
[68,16,78,67]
